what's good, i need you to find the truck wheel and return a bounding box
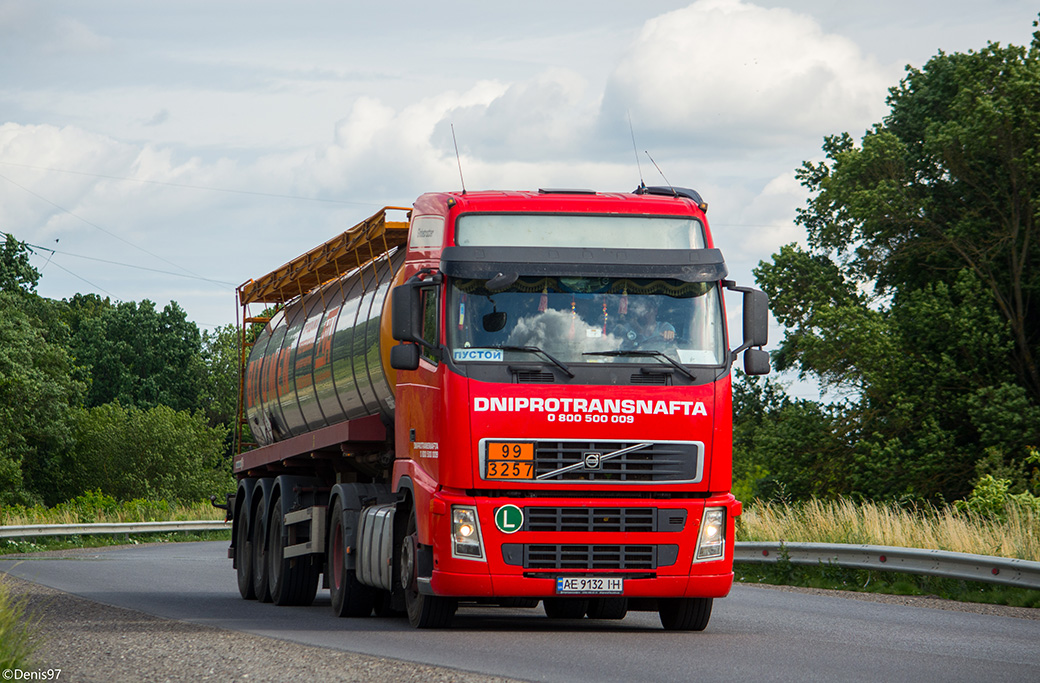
[328,499,375,617]
[251,496,272,603]
[586,597,628,620]
[543,598,588,619]
[658,597,712,631]
[401,512,456,628]
[268,495,319,607]
[235,510,256,600]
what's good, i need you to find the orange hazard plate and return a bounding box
[485,441,535,479]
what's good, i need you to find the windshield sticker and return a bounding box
[453,348,504,362]
[676,349,718,365]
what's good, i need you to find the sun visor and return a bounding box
[440,246,727,282]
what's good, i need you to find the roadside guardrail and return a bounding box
[0,520,229,539]
[735,541,1040,590]
[2,522,1038,590]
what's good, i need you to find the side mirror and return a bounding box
[743,289,769,348]
[390,343,420,371]
[391,280,422,343]
[743,347,770,375]
[725,281,770,362]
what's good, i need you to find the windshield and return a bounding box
[447,276,725,366]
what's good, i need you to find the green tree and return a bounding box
[72,299,205,412]
[200,323,240,429]
[756,23,1040,502]
[0,293,84,505]
[0,234,40,294]
[732,372,850,501]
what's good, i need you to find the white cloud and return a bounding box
[441,69,596,162]
[0,1,110,56]
[603,0,892,149]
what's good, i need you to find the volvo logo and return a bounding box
[582,451,602,470]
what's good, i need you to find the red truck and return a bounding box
[227,186,769,629]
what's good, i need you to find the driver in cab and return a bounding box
[617,299,675,346]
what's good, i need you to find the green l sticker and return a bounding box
[495,504,524,534]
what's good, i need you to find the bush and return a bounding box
[954,474,1040,519]
[65,402,233,503]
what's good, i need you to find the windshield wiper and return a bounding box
[491,345,574,377]
[582,350,696,381]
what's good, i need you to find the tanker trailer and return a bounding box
[231,207,410,608]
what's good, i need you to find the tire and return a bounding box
[401,511,456,628]
[328,499,376,618]
[235,510,256,600]
[543,598,589,619]
[658,597,712,631]
[586,597,628,620]
[268,496,320,607]
[251,496,272,603]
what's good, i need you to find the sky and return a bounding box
[1,0,1037,395]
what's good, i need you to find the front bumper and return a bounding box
[425,492,741,599]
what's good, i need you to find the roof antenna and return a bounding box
[451,123,467,195]
[645,150,678,197]
[628,111,645,191]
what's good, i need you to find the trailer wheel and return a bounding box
[586,597,628,620]
[401,512,456,628]
[235,510,256,600]
[658,597,712,631]
[328,499,375,617]
[543,598,588,619]
[251,496,272,603]
[268,495,320,607]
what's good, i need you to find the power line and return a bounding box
[1,230,118,297]
[3,231,235,286]
[0,170,208,281]
[0,160,381,207]
[38,255,116,298]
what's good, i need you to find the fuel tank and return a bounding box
[244,249,405,446]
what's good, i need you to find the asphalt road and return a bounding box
[2,542,1038,682]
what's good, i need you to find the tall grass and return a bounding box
[0,577,40,671]
[0,491,225,526]
[738,498,1040,561]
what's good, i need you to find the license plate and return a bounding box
[485,441,535,480]
[555,577,624,595]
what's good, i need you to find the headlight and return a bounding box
[452,506,485,560]
[694,507,726,561]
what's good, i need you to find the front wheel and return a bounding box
[658,597,712,631]
[400,511,456,628]
[328,499,375,617]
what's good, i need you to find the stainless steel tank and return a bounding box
[244,249,404,446]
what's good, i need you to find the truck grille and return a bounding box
[524,507,687,532]
[531,440,701,483]
[501,544,679,570]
